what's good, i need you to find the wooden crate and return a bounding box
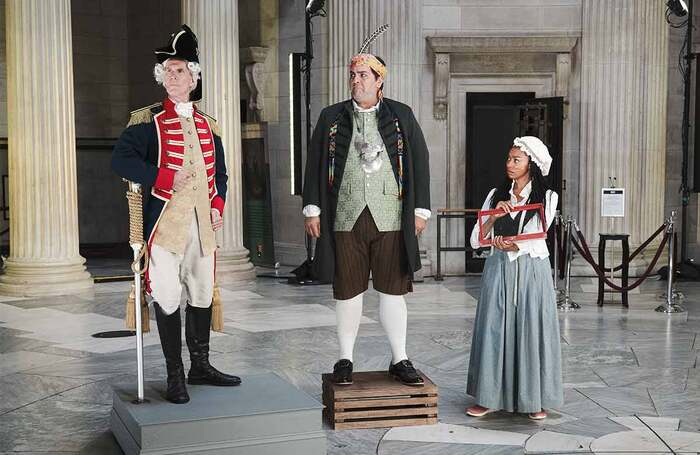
[322,370,438,430]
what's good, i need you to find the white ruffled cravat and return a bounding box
[175,101,193,118]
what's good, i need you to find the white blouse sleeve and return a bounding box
[469,188,497,250]
[544,190,559,230]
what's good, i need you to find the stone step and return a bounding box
[111,373,325,455]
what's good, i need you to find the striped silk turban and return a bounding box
[349,53,387,80]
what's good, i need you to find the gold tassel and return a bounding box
[125,283,150,333]
[211,284,224,332]
[125,284,136,330]
[141,293,150,333]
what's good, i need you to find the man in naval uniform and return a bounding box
[302,54,431,386]
[112,25,240,404]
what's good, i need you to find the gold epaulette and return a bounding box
[126,102,162,128]
[199,111,221,137]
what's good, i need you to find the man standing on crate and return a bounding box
[302,40,431,386]
[112,25,240,404]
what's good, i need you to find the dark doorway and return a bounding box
[465,92,564,209]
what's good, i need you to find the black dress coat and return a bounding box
[302,98,431,283]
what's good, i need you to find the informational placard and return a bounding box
[601,188,625,217]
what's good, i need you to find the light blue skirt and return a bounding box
[466,250,563,413]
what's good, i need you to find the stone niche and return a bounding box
[426,33,579,273]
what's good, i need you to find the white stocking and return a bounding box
[336,293,363,362]
[378,292,408,364]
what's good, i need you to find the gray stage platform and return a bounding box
[111,373,326,455]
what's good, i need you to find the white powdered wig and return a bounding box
[153,59,201,86]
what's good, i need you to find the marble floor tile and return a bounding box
[658,430,700,452]
[523,430,594,453]
[574,387,659,416]
[326,428,387,455]
[562,367,608,389]
[561,345,638,369]
[430,329,473,350]
[590,429,671,453]
[545,416,634,439]
[592,366,689,391]
[609,416,680,432]
[0,303,162,354]
[632,347,697,368]
[0,373,90,414]
[552,389,615,419]
[0,350,77,377]
[378,441,525,455]
[93,280,132,295]
[0,398,113,453]
[382,422,528,446]
[223,303,375,332]
[648,389,700,421]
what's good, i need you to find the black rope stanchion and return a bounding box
[655,211,686,314]
[657,225,685,302]
[572,225,668,293]
[552,212,565,302]
[557,216,580,311]
[554,213,685,311]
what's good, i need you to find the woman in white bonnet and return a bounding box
[465,136,563,420]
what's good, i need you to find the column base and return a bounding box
[216,247,256,284]
[0,256,94,297]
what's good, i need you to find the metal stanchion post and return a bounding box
[553,212,564,302]
[558,216,580,311]
[656,211,686,314]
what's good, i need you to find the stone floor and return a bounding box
[1,270,699,454]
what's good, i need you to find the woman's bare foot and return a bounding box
[528,410,547,420]
[466,405,494,417]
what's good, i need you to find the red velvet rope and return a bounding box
[596,223,667,273]
[571,228,668,292]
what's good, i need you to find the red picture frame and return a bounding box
[477,203,547,247]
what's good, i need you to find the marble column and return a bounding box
[182,0,255,284]
[577,0,668,274]
[0,0,93,297]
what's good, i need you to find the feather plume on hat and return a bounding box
[350,24,390,79]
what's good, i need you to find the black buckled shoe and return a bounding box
[332,359,353,385]
[185,305,241,387]
[154,303,190,404]
[389,359,424,386]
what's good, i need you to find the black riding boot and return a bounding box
[154,303,190,404]
[185,304,241,386]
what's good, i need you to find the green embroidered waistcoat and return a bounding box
[334,110,402,232]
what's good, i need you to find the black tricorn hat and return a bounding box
[155,24,202,101]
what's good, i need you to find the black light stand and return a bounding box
[288,0,326,284]
[677,0,694,263]
[663,0,700,281]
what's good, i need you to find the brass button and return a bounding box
[188,144,193,149]
[191,172,196,178]
[189,159,194,164]
[187,130,193,134]
[193,186,198,190]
